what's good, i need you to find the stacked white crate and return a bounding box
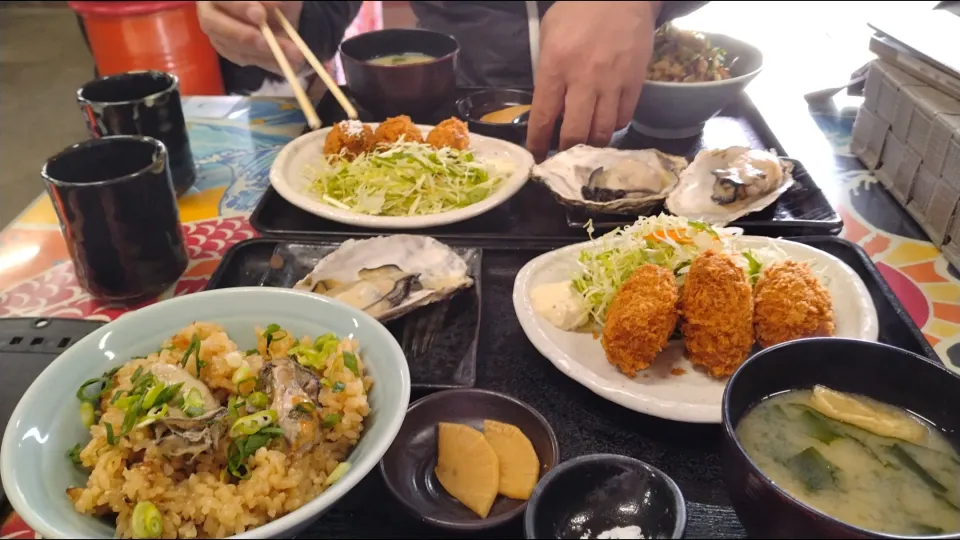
[851,59,960,265]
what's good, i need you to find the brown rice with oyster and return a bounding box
[66,322,373,538]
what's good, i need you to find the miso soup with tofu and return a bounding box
[735,385,960,536]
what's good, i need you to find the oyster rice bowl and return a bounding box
[1,287,411,539]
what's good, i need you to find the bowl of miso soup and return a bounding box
[721,337,960,539]
[339,29,459,120]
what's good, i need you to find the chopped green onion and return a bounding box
[79,401,96,428]
[263,324,281,347]
[323,413,343,428]
[232,365,253,387]
[195,358,206,378]
[179,333,201,368]
[114,394,140,411]
[141,384,165,410]
[332,381,346,393]
[314,333,338,350]
[320,378,331,387]
[182,388,205,418]
[120,393,146,435]
[324,462,351,486]
[131,500,163,539]
[245,348,259,356]
[246,392,269,410]
[131,366,144,383]
[135,404,169,429]
[67,443,83,465]
[105,423,116,445]
[342,352,359,377]
[152,382,184,407]
[292,346,326,371]
[294,401,316,414]
[76,377,110,403]
[229,410,279,438]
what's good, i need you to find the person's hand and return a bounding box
[526,1,661,162]
[197,1,305,75]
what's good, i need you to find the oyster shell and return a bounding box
[665,147,795,226]
[532,145,688,214]
[294,235,474,323]
[154,408,228,460]
[260,356,323,453]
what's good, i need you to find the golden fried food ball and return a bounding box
[679,250,755,378]
[323,120,375,161]
[754,260,835,348]
[602,264,679,377]
[373,115,423,146]
[426,117,470,150]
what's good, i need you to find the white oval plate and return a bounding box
[270,124,534,229]
[512,236,880,424]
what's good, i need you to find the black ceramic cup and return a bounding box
[42,136,189,302]
[77,70,196,196]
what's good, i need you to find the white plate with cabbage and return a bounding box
[270,124,534,229]
[512,215,879,424]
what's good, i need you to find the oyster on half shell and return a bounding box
[294,235,473,323]
[532,145,688,214]
[665,147,795,226]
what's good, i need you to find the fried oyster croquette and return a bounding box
[373,114,424,146]
[753,260,836,347]
[323,119,375,161]
[427,117,470,150]
[601,264,679,377]
[679,250,755,378]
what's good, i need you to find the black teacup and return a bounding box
[77,70,196,196]
[42,136,189,302]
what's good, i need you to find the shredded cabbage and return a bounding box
[304,142,511,216]
[570,214,790,325]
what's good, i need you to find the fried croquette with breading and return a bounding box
[601,264,679,377]
[323,119,375,161]
[679,250,755,378]
[374,115,423,145]
[753,260,835,347]
[427,117,470,150]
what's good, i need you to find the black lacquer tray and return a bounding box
[249,87,843,242]
[201,235,936,539]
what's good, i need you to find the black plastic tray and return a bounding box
[249,87,842,242]
[202,235,936,539]
[0,317,106,513]
[205,239,482,391]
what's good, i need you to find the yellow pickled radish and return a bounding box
[482,420,540,500]
[435,422,500,518]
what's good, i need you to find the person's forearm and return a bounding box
[655,0,710,27]
[296,1,364,62]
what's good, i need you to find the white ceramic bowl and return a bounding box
[1,287,411,539]
[269,124,534,229]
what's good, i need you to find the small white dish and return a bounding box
[269,124,534,229]
[512,237,879,424]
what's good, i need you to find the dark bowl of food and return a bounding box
[455,89,533,145]
[722,337,960,539]
[524,454,687,539]
[339,28,459,120]
[633,26,763,139]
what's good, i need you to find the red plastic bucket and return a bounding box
[69,1,225,96]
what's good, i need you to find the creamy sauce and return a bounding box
[480,104,532,124]
[367,53,435,66]
[736,389,960,536]
[531,281,589,331]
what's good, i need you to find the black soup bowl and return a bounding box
[339,29,459,121]
[721,337,960,539]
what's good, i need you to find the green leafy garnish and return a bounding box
[294,402,317,414]
[343,352,359,377]
[742,250,763,285]
[67,443,83,465]
[182,388,205,418]
[332,381,346,393]
[105,423,116,445]
[226,424,285,479]
[323,413,343,428]
[245,348,259,356]
[179,333,201,369]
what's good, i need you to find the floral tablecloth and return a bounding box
[4,92,960,540]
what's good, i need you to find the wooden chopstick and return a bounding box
[272,9,359,120]
[258,21,322,130]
